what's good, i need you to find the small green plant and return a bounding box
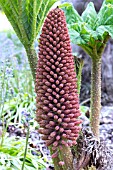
[0,135,46,170]
[60,0,113,140]
[0,31,38,170]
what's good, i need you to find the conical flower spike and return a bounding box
[35,7,82,153]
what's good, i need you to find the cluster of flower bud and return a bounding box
[35,7,82,158]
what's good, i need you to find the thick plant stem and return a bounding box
[89,35,109,140]
[58,146,74,170]
[50,146,74,170]
[90,57,101,141]
[25,45,37,80]
[52,157,63,170]
[50,148,63,170]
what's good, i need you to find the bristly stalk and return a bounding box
[58,145,73,170]
[90,35,109,140]
[50,147,63,170]
[50,145,74,170]
[90,57,101,140]
[25,45,37,81]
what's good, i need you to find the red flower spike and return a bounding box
[35,8,81,151]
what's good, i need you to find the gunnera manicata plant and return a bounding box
[35,7,82,167]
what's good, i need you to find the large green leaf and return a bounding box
[21,0,33,41]
[36,0,50,36]
[36,0,59,35]
[0,0,59,46]
[0,0,59,80]
[97,3,113,27]
[60,2,82,24]
[95,1,113,39]
[69,23,91,45]
[96,25,113,39]
[60,2,98,48]
[60,0,113,57]
[0,0,22,42]
[81,2,97,29]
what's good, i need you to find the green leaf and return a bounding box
[60,3,82,24]
[81,2,97,29]
[97,1,113,27]
[104,0,113,5]
[69,23,90,45]
[0,0,22,42]
[0,0,58,46]
[36,0,59,35]
[21,0,30,40]
[36,0,50,35]
[61,1,113,58]
[69,28,83,44]
[0,136,46,169]
[96,25,113,38]
[10,0,19,15]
